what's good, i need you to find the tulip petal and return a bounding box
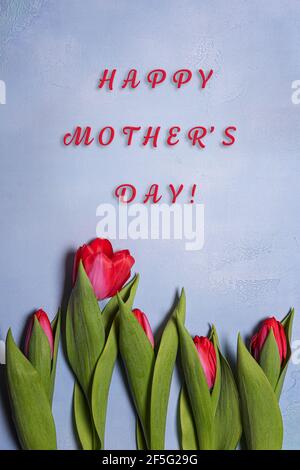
[139,313,155,348]
[88,238,113,257]
[194,336,216,390]
[133,309,154,348]
[72,239,114,287]
[36,310,54,357]
[108,250,135,297]
[85,252,114,300]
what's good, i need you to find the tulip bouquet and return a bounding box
[1,236,296,451]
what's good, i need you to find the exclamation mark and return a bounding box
[190,184,197,203]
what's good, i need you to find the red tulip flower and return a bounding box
[132,308,154,348]
[25,309,54,358]
[250,316,287,364]
[73,238,135,300]
[193,336,217,390]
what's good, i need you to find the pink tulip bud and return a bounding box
[132,308,154,348]
[193,336,217,390]
[250,316,287,364]
[73,238,135,300]
[25,309,54,358]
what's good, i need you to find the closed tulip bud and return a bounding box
[132,308,154,348]
[250,316,287,365]
[24,309,54,358]
[193,336,217,390]
[73,238,135,300]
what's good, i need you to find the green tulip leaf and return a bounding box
[92,276,139,449]
[91,317,118,449]
[213,348,242,450]
[179,386,198,450]
[136,418,147,450]
[102,274,139,334]
[28,317,52,400]
[176,318,214,450]
[73,381,94,450]
[281,308,294,342]
[237,334,283,450]
[275,308,295,399]
[259,329,281,390]
[66,261,105,397]
[150,289,186,450]
[209,326,221,415]
[6,330,57,450]
[118,295,155,448]
[50,310,61,404]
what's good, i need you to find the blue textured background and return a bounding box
[0,0,300,449]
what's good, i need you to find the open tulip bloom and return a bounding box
[73,238,135,300]
[66,238,139,450]
[5,309,61,450]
